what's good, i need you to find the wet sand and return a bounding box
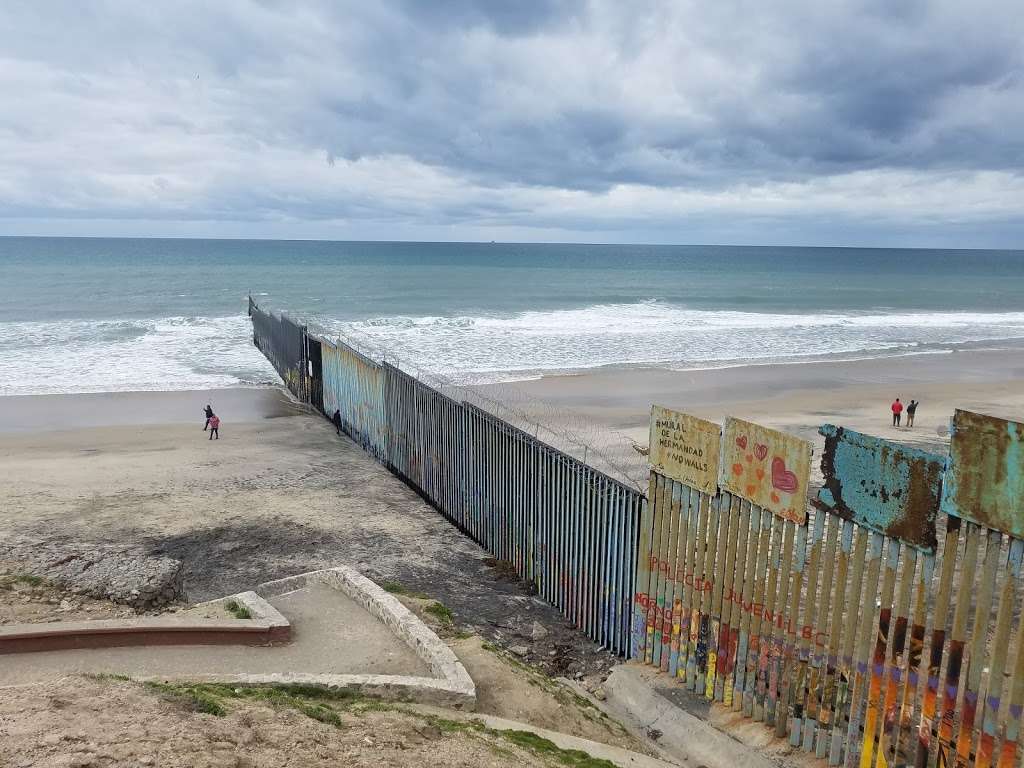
[0,386,296,434]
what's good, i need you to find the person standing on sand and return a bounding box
[891,398,903,427]
[906,399,918,428]
[208,414,220,440]
[332,409,342,435]
[203,404,214,431]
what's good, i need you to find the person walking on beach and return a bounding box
[891,398,903,427]
[906,399,918,428]
[332,409,342,436]
[208,414,220,440]
[203,404,214,431]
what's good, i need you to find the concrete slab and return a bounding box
[600,664,779,768]
[0,583,427,685]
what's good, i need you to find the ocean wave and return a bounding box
[330,302,1024,383]
[0,315,277,396]
[350,304,1024,334]
[5,303,1024,395]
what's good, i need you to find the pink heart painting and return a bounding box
[771,456,799,494]
[735,435,748,450]
[753,443,768,461]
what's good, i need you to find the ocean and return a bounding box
[2,237,1024,396]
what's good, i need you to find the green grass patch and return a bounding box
[134,678,615,766]
[224,600,253,620]
[144,682,226,716]
[424,601,454,625]
[141,681,364,726]
[496,730,617,767]
[382,581,430,599]
[0,573,45,590]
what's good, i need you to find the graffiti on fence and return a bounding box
[720,417,811,523]
[941,409,1024,537]
[815,425,943,552]
[649,406,721,494]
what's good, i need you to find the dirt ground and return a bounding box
[398,593,645,753]
[0,675,616,768]
[0,578,651,767]
[0,399,619,683]
[0,568,139,624]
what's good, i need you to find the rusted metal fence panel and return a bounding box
[942,410,1024,538]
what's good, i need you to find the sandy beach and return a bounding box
[1,349,1021,645]
[0,386,629,681]
[497,346,1024,457]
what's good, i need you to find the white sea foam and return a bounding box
[4,303,1024,395]
[331,303,1024,383]
[0,315,278,396]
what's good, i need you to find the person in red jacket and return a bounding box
[891,398,903,427]
[208,414,220,440]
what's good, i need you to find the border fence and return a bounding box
[249,296,1024,768]
[634,408,1024,768]
[249,297,642,656]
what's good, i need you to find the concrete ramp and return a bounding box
[0,566,475,709]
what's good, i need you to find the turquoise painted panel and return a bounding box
[814,424,944,552]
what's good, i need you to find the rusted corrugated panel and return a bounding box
[814,425,943,553]
[941,409,1024,537]
[721,417,812,524]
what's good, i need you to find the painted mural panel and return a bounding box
[941,409,1024,537]
[649,406,721,494]
[814,425,943,552]
[720,417,811,524]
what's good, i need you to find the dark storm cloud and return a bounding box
[0,0,1022,243]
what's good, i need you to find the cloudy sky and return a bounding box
[2,1,1022,246]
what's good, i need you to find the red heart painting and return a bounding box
[754,443,768,461]
[735,435,748,450]
[771,456,799,493]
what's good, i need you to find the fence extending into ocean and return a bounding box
[249,297,643,656]
[249,297,1024,768]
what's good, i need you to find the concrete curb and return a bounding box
[255,566,476,709]
[0,591,289,654]
[1,566,475,709]
[196,590,290,640]
[600,664,778,768]
[407,704,681,768]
